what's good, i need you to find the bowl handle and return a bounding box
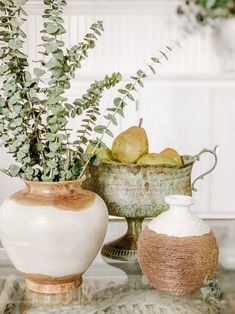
[192,146,218,192]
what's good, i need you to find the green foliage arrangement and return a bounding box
[178,0,235,24]
[0,0,175,182]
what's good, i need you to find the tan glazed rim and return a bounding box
[12,176,95,211]
[23,177,86,186]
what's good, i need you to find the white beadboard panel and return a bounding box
[208,89,235,214]
[21,0,224,77]
[137,85,211,154]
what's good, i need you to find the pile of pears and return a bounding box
[86,120,183,167]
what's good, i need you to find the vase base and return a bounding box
[24,273,82,294]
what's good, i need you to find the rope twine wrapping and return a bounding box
[138,227,219,296]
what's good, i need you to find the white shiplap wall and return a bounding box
[0,0,235,215]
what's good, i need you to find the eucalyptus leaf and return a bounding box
[104,114,118,126]
[94,125,106,134]
[137,69,146,78]
[90,154,100,166]
[148,65,156,74]
[13,105,22,113]
[33,68,46,77]
[20,144,30,153]
[53,50,64,61]
[71,161,82,176]
[9,38,23,50]
[105,129,114,138]
[47,160,57,169]
[8,164,21,177]
[48,116,58,125]
[0,98,5,108]
[118,89,128,95]
[45,133,56,141]
[46,23,59,34]
[49,142,60,152]
[46,58,61,70]
[127,93,135,101]
[113,97,123,108]
[44,42,59,53]
[13,0,26,5]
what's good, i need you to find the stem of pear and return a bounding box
[138,118,143,127]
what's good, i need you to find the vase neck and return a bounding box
[149,195,211,237]
[168,205,190,213]
[24,180,84,197]
[165,195,195,213]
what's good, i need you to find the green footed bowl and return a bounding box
[84,147,218,261]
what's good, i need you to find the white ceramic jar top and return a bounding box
[148,195,211,237]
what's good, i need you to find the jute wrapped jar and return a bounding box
[138,195,219,295]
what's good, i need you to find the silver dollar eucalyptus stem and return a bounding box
[78,41,181,179]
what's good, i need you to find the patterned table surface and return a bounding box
[0,259,234,313]
[0,220,235,314]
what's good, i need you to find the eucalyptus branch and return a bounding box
[34,1,108,181]
[78,43,179,179]
[66,21,105,79]
[0,0,39,177]
[74,72,122,154]
[0,0,182,182]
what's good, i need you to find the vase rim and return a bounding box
[23,176,86,186]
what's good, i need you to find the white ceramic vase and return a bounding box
[138,195,219,295]
[0,180,108,294]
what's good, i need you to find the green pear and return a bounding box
[137,153,179,166]
[86,145,113,163]
[160,148,183,166]
[112,121,148,163]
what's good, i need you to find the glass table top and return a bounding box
[0,219,234,314]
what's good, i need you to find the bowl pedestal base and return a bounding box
[101,218,144,261]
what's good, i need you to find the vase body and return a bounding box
[138,195,219,295]
[84,148,217,261]
[0,180,108,294]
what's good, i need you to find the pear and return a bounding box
[86,145,113,163]
[112,119,148,163]
[160,148,183,166]
[137,153,178,166]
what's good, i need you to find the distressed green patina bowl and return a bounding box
[84,147,217,261]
